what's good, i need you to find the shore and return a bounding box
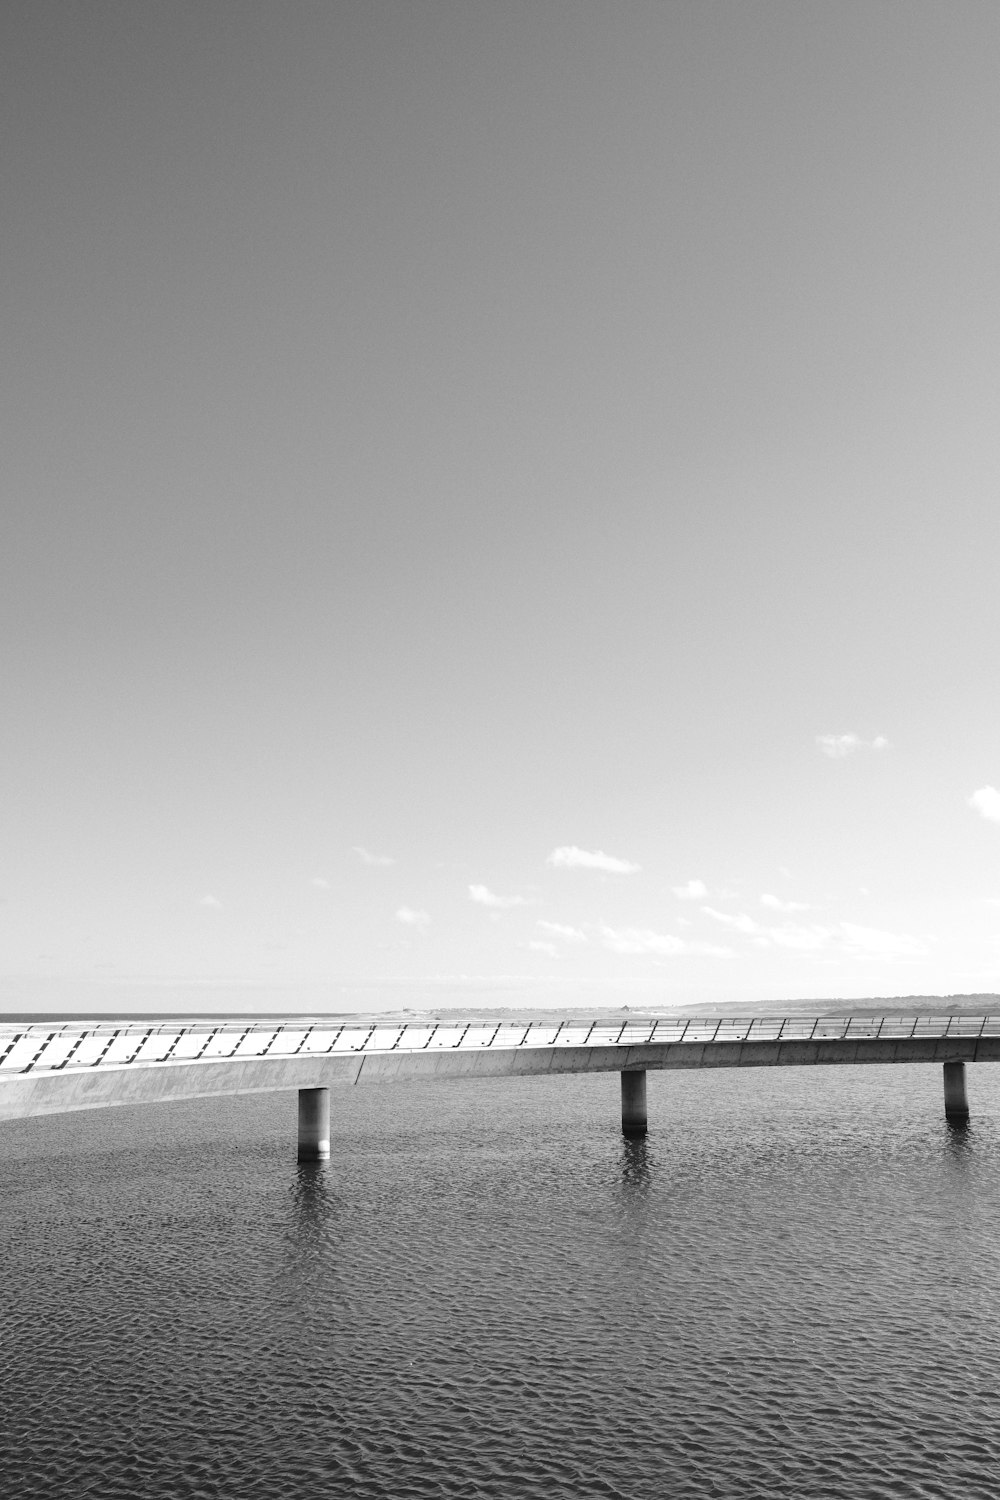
[3,994,999,1026]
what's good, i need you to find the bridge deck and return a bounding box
[4,1014,1000,1078]
[1,1016,998,1123]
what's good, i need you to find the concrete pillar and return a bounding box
[621,1070,647,1137]
[297,1087,330,1161]
[943,1061,969,1121]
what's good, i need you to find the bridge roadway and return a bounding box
[1,1014,997,1154]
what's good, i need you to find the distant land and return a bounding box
[2,995,999,1025]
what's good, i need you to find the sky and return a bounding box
[3,1,1000,1014]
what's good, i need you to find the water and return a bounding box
[3,1065,1000,1498]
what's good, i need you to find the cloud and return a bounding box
[600,924,729,957]
[760,892,809,913]
[701,906,763,935]
[354,846,395,866]
[468,884,527,909]
[199,894,222,909]
[528,940,558,956]
[311,876,331,889]
[700,910,925,958]
[969,786,1000,823]
[838,922,926,958]
[395,906,430,930]
[765,924,833,951]
[546,845,640,874]
[537,920,587,943]
[672,878,708,900]
[816,733,890,758]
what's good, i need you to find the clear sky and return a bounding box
[3,1,1000,1014]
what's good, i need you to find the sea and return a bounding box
[3,1061,1000,1498]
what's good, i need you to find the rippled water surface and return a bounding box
[4,1065,1000,1498]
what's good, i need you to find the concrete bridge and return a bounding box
[1,1014,996,1157]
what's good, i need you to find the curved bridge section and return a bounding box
[2,1015,998,1145]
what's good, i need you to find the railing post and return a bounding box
[297,1087,330,1161]
[621,1070,647,1137]
[943,1061,969,1121]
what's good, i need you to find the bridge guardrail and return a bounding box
[2,1015,1000,1077]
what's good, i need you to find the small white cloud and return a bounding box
[817,733,861,758]
[766,924,832,951]
[760,893,809,913]
[969,786,1000,823]
[528,940,558,956]
[600,924,728,957]
[701,906,763,935]
[537,919,587,943]
[354,846,396,866]
[672,878,708,900]
[395,906,430,930]
[468,884,526,909]
[311,876,331,889]
[702,915,925,957]
[839,922,926,958]
[199,894,222,909]
[546,845,640,874]
[702,906,832,950]
[817,733,889,758]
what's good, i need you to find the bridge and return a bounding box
[1,1013,996,1156]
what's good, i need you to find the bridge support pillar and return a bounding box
[621,1070,647,1137]
[297,1087,330,1161]
[943,1061,969,1121]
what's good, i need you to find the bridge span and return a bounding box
[1,1014,997,1156]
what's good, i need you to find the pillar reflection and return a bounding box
[619,1135,652,1198]
[291,1159,336,1239]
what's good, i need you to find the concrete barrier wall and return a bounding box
[2,1033,1000,1122]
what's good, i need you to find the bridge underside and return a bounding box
[1,1035,996,1123]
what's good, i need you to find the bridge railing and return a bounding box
[2,1015,1000,1078]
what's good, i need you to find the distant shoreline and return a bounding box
[3,995,999,1025]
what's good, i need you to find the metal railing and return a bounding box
[1,1015,999,1077]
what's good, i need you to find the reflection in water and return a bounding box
[945,1116,973,1166]
[290,1159,336,1240]
[619,1135,652,1200]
